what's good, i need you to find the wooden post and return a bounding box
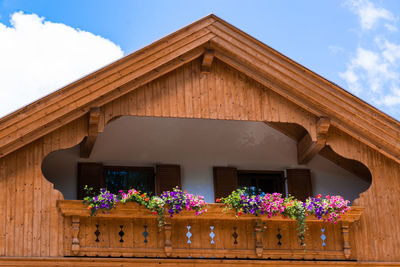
[71,216,80,256]
[164,217,172,257]
[254,219,264,258]
[341,221,351,259]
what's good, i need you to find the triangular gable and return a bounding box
[0,14,399,164]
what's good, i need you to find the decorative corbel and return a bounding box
[201,50,214,73]
[297,117,330,164]
[80,107,101,158]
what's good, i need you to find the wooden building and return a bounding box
[0,15,399,266]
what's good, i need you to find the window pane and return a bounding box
[238,172,283,195]
[105,168,154,194]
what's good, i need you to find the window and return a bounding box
[77,163,181,199]
[104,166,155,194]
[213,167,312,201]
[237,170,284,196]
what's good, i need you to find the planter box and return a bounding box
[57,200,364,260]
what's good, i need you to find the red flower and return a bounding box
[141,194,146,198]
[145,197,150,201]
[237,211,243,217]
[152,211,157,215]
[216,198,221,203]
[88,206,92,210]
[316,194,322,198]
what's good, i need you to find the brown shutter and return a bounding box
[77,162,104,199]
[286,169,312,201]
[213,167,238,201]
[156,164,181,194]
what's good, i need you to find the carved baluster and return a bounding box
[254,219,264,257]
[71,216,80,255]
[341,221,351,259]
[164,217,172,256]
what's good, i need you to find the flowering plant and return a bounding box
[304,194,351,223]
[83,186,119,216]
[217,188,285,218]
[218,189,351,247]
[158,187,207,226]
[85,186,207,228]
[83,185,351,245]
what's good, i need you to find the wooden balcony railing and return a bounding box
[57,200,363,260]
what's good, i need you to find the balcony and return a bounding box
[57,200,363,260]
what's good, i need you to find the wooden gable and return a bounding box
[0,15,399,166]
[0,15,400,262]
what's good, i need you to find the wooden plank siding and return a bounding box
[0,55,398,264]
[327,127,400,262]
[0,117,87,257]
[99,58,318,141]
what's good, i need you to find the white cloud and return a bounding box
[376,37,400,64]
[340,0,400,118]
[0,12,124,117]
[384,23,398,32]
[340,42,399,102]
[345,0,397,31]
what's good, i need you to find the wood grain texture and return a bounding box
[0,39,398,263]
[1,15,399,167]
[0,117,87,257]
[58,201,363,259]
[327,127,400,262]
[1,257,400,267]
[99,58,318,138]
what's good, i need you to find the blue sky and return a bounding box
[0,0,399,119]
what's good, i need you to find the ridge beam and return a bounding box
[80,107,101,158]
[201,50,214,73]
[297,117,330,164]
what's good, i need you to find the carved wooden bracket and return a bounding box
[201,50,214,73]
[297,117,330,164]
[80,107,101,158]
[164,217,172,257]
[71,216,80,256]
[254,219,264,258]
[341,221,351,259]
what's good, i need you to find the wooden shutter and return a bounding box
[77,162,104,199]
[286,169,312,201]
[156,164,181,194]
[213,167,238,201]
